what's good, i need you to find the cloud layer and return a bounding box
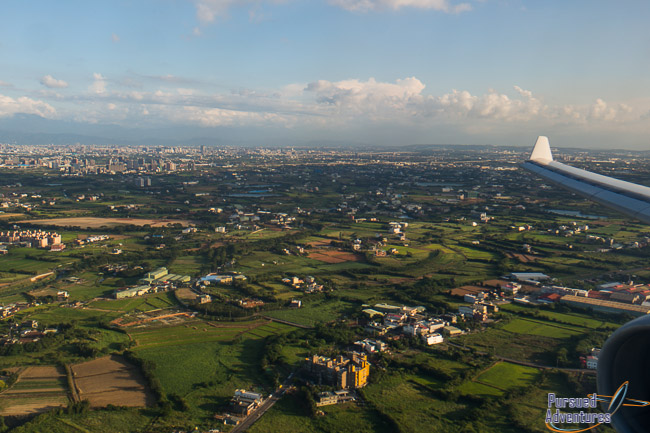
[328,0,472,13]
[192,0,470,24]
[1,73,645,145]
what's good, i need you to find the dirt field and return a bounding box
[19,217,191,228]
[308,249,360,263]
[71,355,154,408]
[0,213,24,219]
[0,366,69,416]
[506,252,537,263]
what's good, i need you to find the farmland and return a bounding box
[0,145,641,432]
[18,217,191,228]
[0,366,69,416]
[70,356,154,408]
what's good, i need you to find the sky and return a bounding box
[1,0,650,148]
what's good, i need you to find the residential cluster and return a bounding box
[0,229,62,249]
[281,275,324,293]
[362,303,458,344]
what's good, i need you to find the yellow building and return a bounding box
[307,352,370,389]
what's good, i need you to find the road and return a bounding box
[229,376,294,433]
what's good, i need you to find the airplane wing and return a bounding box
[522,136,650,224]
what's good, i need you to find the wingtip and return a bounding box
[530,136,553,163]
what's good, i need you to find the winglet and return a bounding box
[530,136,553,163]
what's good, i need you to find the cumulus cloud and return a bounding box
[588,98,632,122]
[0,93,56,118]
[40,75,68,89]
[90,73,107,94]
[329,0,472,13]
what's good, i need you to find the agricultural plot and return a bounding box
[168,255,204,276]
[129,319,291,349]
[71,355,154,408]
[264,297,356,326]
[500,304,621,329]
[308,249,361,264]
[0,366,69,416]
[19,217,191,228]
[476,362,539,389]
[501,318,582,339]
[457,328,562,365]
[130,319,297,420]
[249,394,393,433]
[88,291,178,313]
[362,372,476,433]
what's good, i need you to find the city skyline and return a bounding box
[1,0,650,148]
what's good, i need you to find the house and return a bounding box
[354,339,387,353]
[290,299,302,308]
[586,356,598,370]
[316,390,355,407]
[229,389,263,416]
[422,334,443,345]
[442,326,462,337]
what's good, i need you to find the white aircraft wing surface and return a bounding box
[522,136,650,224]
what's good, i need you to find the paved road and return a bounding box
[229,377,294,433]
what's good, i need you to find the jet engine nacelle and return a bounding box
[598,314,650,432]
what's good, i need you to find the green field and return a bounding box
[129,319,298,421]
[474,362,540,391]
[249,394,393,433]
[264,297,356,326]
[501,318,582,339]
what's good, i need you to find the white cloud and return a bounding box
[111,33,120,43]
[305,77,426,121]
[0,93,56,118]
[0,80,11,87]
[329,0,472,13]
[193,0,288,23]
[40,75,68,89]
[587,98,632,122]
[90,73,107,94]
[180,105,290,126]
[29,73,643,139]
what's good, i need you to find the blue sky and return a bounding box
[1,0,649,147]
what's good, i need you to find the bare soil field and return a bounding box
[71,355,154,408]
[307,239,333,247]
[506,252,538,263]
[19,217,191,228]
[0,213,24,219]
[0,366,68,416]
[308,250,360,264]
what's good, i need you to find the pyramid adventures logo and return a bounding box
[545,381,650,432]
